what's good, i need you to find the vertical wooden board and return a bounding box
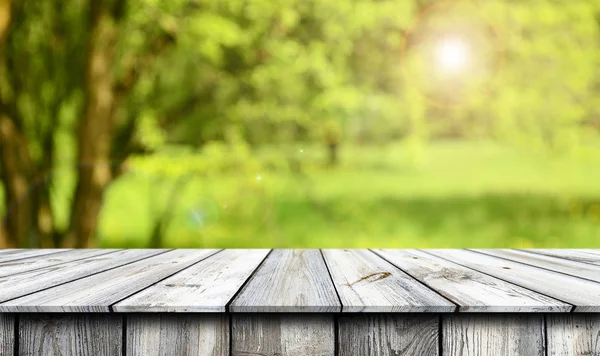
[323,249,455,312]
[232,314,335,356]
[230,249,341,312]
[0,314,14,356]
[443,314,545,356]
[547,314,600,356]
[338,314,439,356]
[20,314,122,356]
[127,314,229,356]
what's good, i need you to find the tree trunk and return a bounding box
[0,116,35,247]
[63,0,126,248]
[0,0,9,43]
[0,0,12,248]
[36,182,56,248]
[327,142,338,167]
[0,219,7,248]
[0,0,45,248]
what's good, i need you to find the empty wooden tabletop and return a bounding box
[0,249,598,313]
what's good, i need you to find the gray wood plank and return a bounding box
[443,314,545,356]
[20,314,122,356]
[0,249,69,263]
[115,249,270,312]
[127,314,229,356]
[230,249,341,312]
[0,249,219,312]
[547,314,600,356]
[375,249,570,312]
[474,249,600,283]
[0,249,119,278]
[427,249,600,312]
[0,249,165,303]
[323,249,455,312]
[338,314,439,356]
[523,249,600,266]
[0,314,13,356]
[232,314,334,356]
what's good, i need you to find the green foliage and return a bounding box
[2,0,600,247]
[484,0,600,151]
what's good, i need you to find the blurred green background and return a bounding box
[0,0,599,248]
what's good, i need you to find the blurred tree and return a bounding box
[0,0,32,248]
[0,0,180,247]
[62,0,127,247]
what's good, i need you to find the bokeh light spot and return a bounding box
[437,37,470,72]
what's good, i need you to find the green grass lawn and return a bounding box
[96,140,600,248]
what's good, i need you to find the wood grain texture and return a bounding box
[0,249,118,278]
[547,314,600,356]
[127,314,229,356]
[232,314,335,356]
[0,249,165,304]
[20,314,122,356]
[523,249,600,266]
[323,249,455,312]
[1,249,219,312]
[428,249,600,312]
[474,249,600,283]
[230,249,341,312]
[338,314,439,356]
[0,314,13,356]
[115,249,270,312]
[375,249,570,312]
[443,314,545,356]
[0,249,69,263]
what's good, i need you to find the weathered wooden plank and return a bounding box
[474,249,600,283]
[0,249,69,263]
[0,314,13,356]
[0,249,219,312]
[232,314,335,356]
[115,249,270,312]
[523,249,600,266]
[428,249,600,312]
[0,249,165,304]
[323,249,454,312]
[230,249,341,312]
[20,314,122,356]
[547,314,600,356]
[338,314,439,356]
[375,249,570,312]
[0,249,119,278]
[127,314,229,356]
[443,314,545,356]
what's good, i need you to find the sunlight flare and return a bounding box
[436,37,470,72]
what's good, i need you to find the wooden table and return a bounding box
[0,249,599,355]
